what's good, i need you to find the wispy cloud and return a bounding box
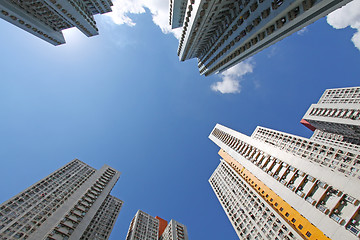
[267,46,278,58]
[327,0,360,50]
[253,80,261,89]
[297,27,308,35]
[211,59,255,94]
[105,0,181,39]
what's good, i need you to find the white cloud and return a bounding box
[105,0,182,38]
[267,46,278,58]
[327,0,360,50]
[106,0,145,26]
[105,0,256,94]
[211,59,255,94]
[297,27,308,35]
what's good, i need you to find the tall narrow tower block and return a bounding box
[0,159,123,240]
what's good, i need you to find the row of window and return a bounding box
[308,106,360,120]
[177,0,196,56]
[201,0,315,75]
[50,0,98,32]
[0,161,95,238]
[210,162,297,240]
[252,127,360,179]
[197,0,245,63]
[213,128,360,238]
[80,195,122,240]
[318,87,360,104]
[46,168,116,240]
[311,129,360,152]
[4,167,95,239]
[200,0,265,66]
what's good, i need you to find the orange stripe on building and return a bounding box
[155,216,168,238]
[219,149,331,240]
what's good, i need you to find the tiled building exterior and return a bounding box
[302,86,360,140]
[170,0,352,76]
[159,219,189,240]
[209,123,360,239]
[0,159,122,240]
[0,0,113,45]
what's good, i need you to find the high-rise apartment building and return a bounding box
[301,86,360,140]
[125,210,160,240]
[170,0,352,76]
[159,219,189,240]
[0,0,113,45]
[209,153,305,240]
[125,210,189,240]
[81,195,123,240]
[0,159,123,240]
[209,123,360,239]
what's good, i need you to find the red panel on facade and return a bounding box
[300,119,316,131]
[155,216,168,238]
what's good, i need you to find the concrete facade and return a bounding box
[0,159,122,240]
[125,210,159,240]
[170,0,188,29]
[125,210,189,240]
[81,195,123,240]
[209,158,304,239]
[159,219,189,240]
[171,0,352,76]
[209,124,360,239]
[0,0,113,45]
[251,126,360,180]
[310,129,360,152]
[302,87,360,140]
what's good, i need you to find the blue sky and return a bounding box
[0,1,360,239]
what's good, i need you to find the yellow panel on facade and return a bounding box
[218,149,331,240]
